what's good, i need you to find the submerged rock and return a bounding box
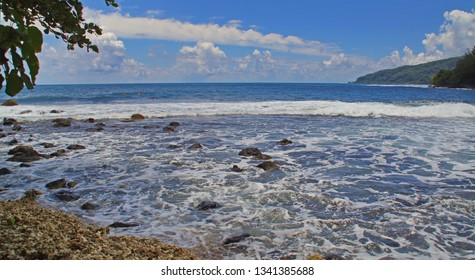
[278,139,293,145]
[54,190,80,201]
[257,161,279,171]
[163,126,175,133]
[67,144,86,150]
[196,201,222,211]
[7,145,46,162]
[50,110,64,114]
[52,118,72,127]
[238,147,272,160]
[81,202,99,210]
[168,121,181,127]
[22,189,43,200]
[231,165,244,172]
[8,139,18,146]
[188,143,203,150]
[109,222,140,228]
[3,118,18,125]
[45,179,67,190]
[67,181,79,188]
[0,168,12,176]
[41,142,56,148]
[50,149,67,157]
[223,233,251,245]
[12,124,22,131]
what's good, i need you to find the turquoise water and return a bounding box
[1,83,474,259]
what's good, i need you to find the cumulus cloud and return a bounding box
[84,8,338,57]
[176,41,228,75]
[379,9,475,67]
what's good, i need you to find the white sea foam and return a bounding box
[2,101,475,121]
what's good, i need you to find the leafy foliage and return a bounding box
[354,57,460,85]
[432,47,475,89]
[0,0,118,96]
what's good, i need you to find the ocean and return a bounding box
[1,83,474,259]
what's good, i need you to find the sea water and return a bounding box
[1,83,474,259]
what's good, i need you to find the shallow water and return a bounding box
[1,114,474,259]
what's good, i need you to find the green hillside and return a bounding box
[354,57,460,85]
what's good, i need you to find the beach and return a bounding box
[1,83,475,260]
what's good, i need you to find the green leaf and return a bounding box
[21,73,34,90]
[5,70,24,97]
[27,26,43,53]
[26,54,40,83]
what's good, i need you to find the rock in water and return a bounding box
[0,168,12,176]
[231,165,244,172]
[67,144,86,150]
[223,233,251,245]
[278,139,293,145]
[238,147,272,160]
[81,202,99,210]
[7,146,46,162]
[188,143,203,150]
[168,121,181,127]
[131,114,145,121]
[109,222,140,228]
[257,161,279,171]
[45,179,67,190]
[1,99,18,106]
[52,118,72,127]
[196,201,222,211]
[3,118,18,125]
[54,190,80,201]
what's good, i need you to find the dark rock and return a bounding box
[109,222,140,228]
[278,139,293,145]
[12,124,22,131]
[163,126,175,133]
[167,144,180,149]
[3,118,18,125]
[20,110,32,115]
[81,202,99,210]
[131,114,145,121]
[0,168,12,176]
[96,122,106,127]
[188,143,203,150]
[52,118,72,127]
[0,133,6,138]
[67,181,78,188]
[50,149,67,157]
[231,165,244,172]
[196,201,222,211]
[169,121,181,127]
[67,144,86,150]
[20,163,31,168]
[238,148,272,160]
[86,118,95,123]
[86,127,104,132]
[41,142,56,148]
[50,110,64,114]
[257,161,279,171]
[239,147,263,157]
[54,190,80,201]
[45,179,67,190]
[7,145,46,162]
[1,99,18,106]
[223,233,251,245]
[22,189,43,200]
[8,139,18,146]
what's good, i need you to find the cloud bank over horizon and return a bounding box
[37,7,475,84]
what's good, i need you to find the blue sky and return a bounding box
[38,0,475,84]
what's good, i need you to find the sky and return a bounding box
[37,0,475,84]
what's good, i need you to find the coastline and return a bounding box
[0,195,198,260]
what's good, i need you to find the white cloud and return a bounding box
[84,8,338,57]
[378,9,475,67]
[175,41,228,75]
